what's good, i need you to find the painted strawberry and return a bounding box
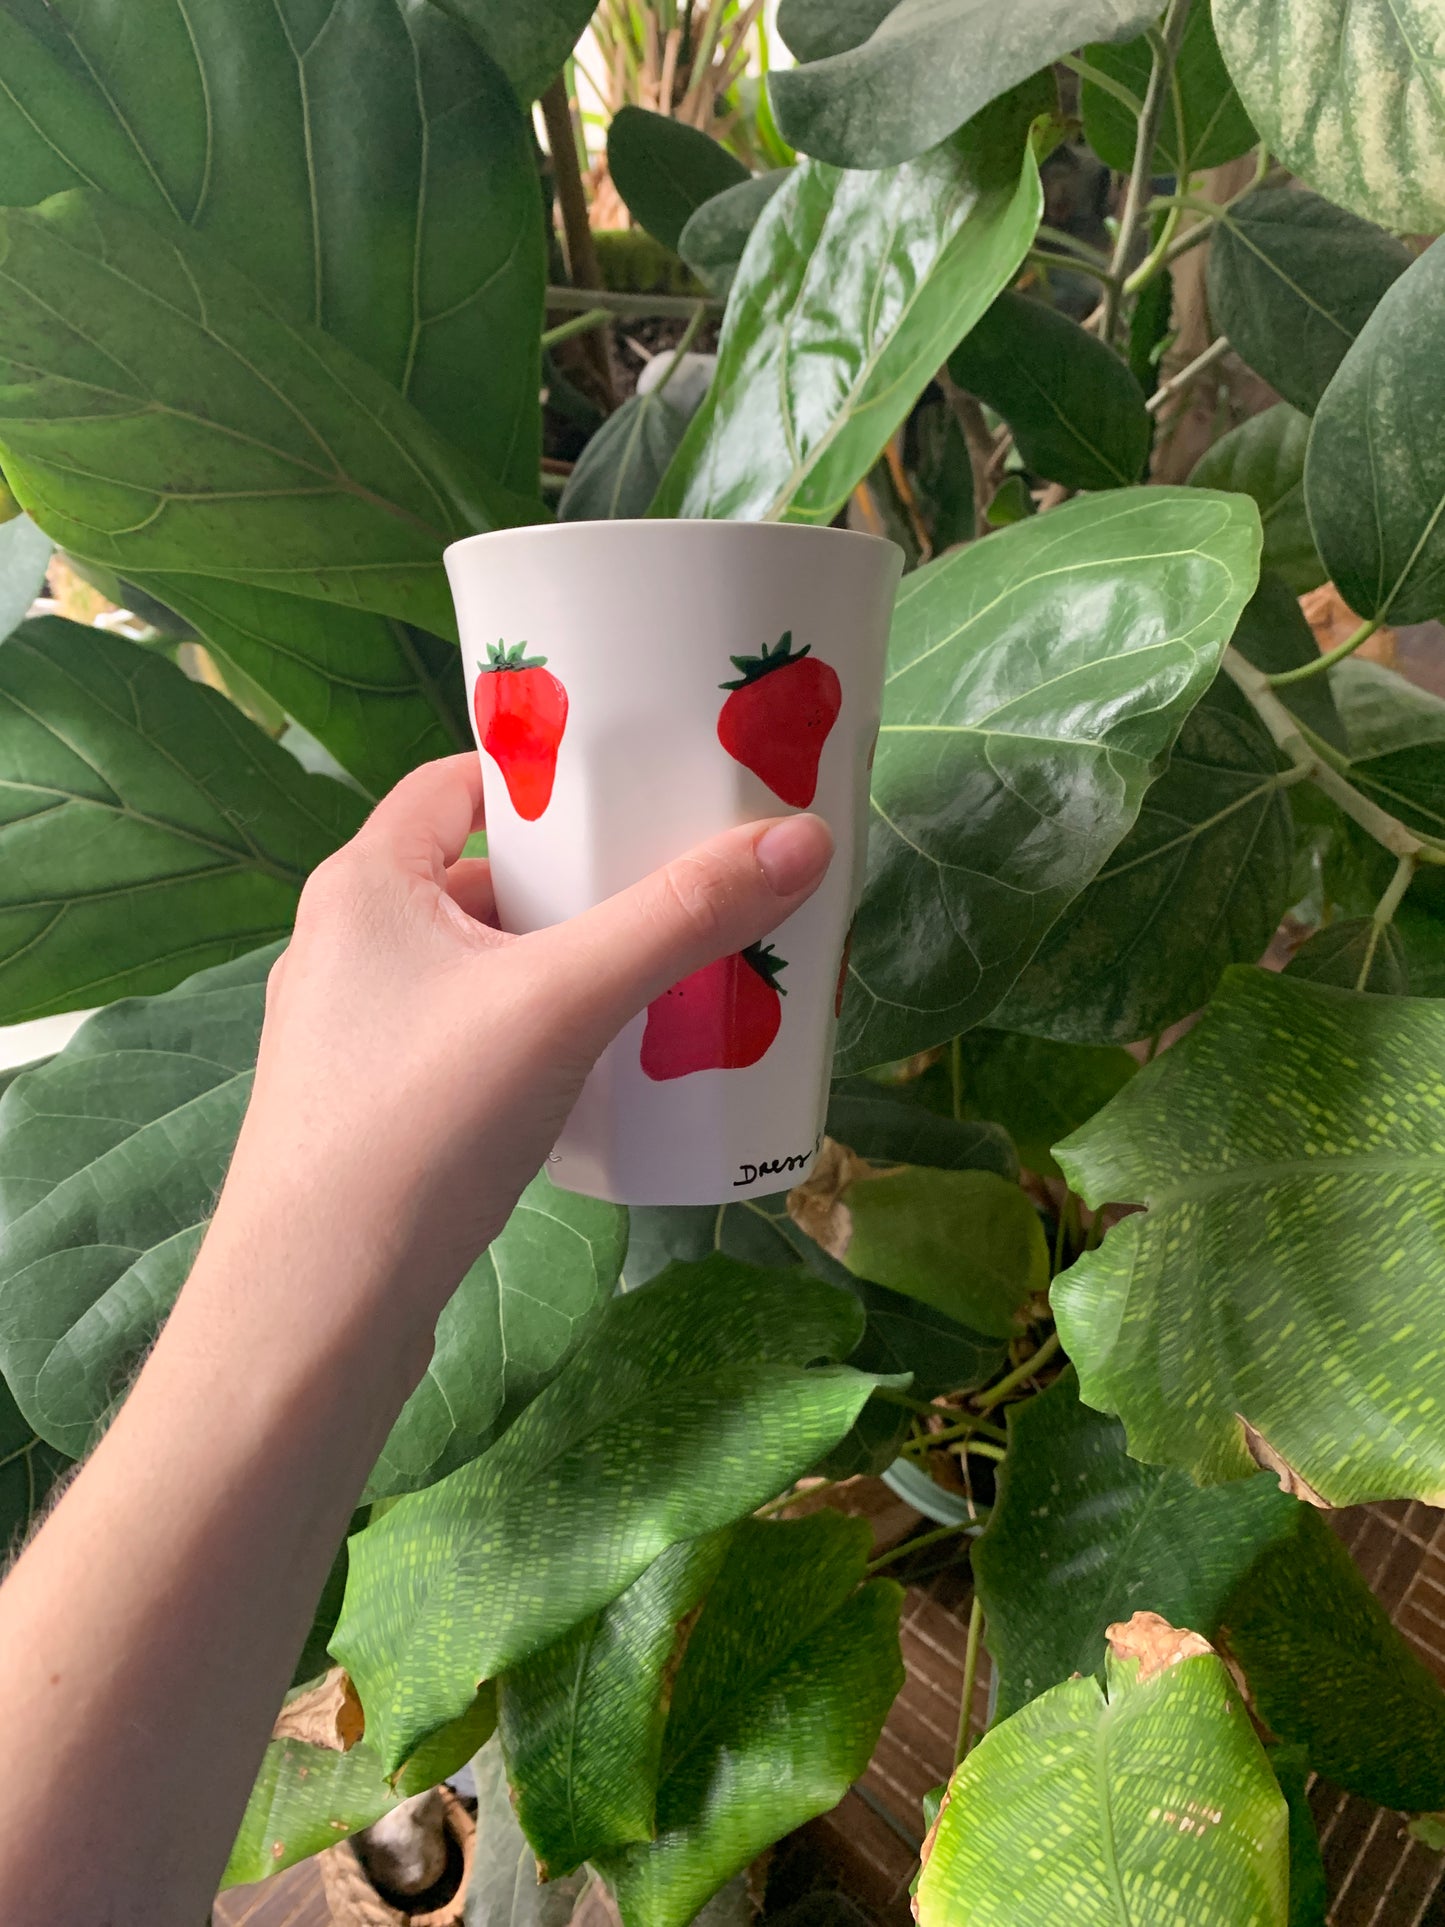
[473,641,568,821]
[640,942,787,1082]
[717,632,841,809]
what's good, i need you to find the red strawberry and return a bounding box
[641,942,787,1082]
[473,641,568,821]
[717,632,841,808]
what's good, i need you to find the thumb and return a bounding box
[525,814,835,1046]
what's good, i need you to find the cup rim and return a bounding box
[444,518,904,567]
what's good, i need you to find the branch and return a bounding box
[1101,0,1194,340]
[545,285,725,319]
[1145,333,1230,415]
[937,367,995,538]
[1268,614,1384,686]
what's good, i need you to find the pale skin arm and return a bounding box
[0,755,833,1927]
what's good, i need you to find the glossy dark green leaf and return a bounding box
[1207,187,1411,419]
[1082,5,1256,175]
[678,173,790,296]
[608,109,749,254]
[362,1180,628,1500]
[596,1515,904,1927]
[1286,918,1408,995]
[768,0,1151,167]
[992,667,1294,1044]
[1270,1747,1328,1927]
[1188,405,1325,597]
[426,0,599,102]
[916,1642,1289,1927]
[947,292,1150,491]
[560,391,696,524]
[1055,966,1445,1504]
[143,582,469,800]
[952,1032,1137,1180]
[0,0,545,489]
[839,487,1262,1071]
[1213,0,1445,232]
[653,89,1046,524]
[0,510,49,641]
[499,1533,733,1876]
[0,192,530,637]
[1333,659,1445,839]
[0,1368,68,1562]
[0,619,363,1021]
[331,1259,884,1772]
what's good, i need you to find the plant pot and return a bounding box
[316,1786,475,1927]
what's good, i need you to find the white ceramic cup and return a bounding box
[444,520,904,1206]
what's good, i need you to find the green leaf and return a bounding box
[426,0,599,103]
[1081,6,1256,175]
[499,1533,733,1877]
[1213,0,1445,233]
[1270,1747,1328,1927]
[839,487,1262,1071]
[0,192,531,636]
[1188,405,1325,598]
[915,1640,1289,1927]
[947,292,1151,491]
[1286,918,1408,995]
[1308,233,1445,627]
[560,391,697,524]
[826,1086,1017,1179]
[903,396,975,553]
[136,582,469,801]
[0,1368,68,1562]
[777,0,900,63]
[1333,659,1445,841]
[465,1735,593,1927]
[362,1179,628,1500]
[223,1686,496,1888]
[596,1515,904,1927]
[0,619,364,1021]
[992,661,1295,1045]
[1054,966,1445,1504]
[950,1033,1137,1181]
[0,0,545,488]
[768,0,1153,168]
[1234,573,1346,751]
[331,1259,883,1772]
[608,110,750,254]
[842,1168,1048,1337]
[678,174,789,296]
[0,511,49,641]
[652,88,1046,524]
[1206,187,1411,418]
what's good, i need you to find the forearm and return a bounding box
[0,1186,433,1926]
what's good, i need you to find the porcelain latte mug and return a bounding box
[444,520,904,1206]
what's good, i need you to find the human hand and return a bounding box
[209,754,833,1369]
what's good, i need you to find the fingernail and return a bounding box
[755,815,834,896]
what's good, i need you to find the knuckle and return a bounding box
[294,849,365,931]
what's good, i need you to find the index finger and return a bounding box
[355,754,486,881]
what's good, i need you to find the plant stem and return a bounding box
[867,1521,974,1576]
[1101,0,1194,341]
[1036,223,1116,271]
[539,77,615,407]
[649,300,710,399]
[1122,202,1183,297]
[1356,853,1418,989]
[904,1409,1008,1454]
[961,1439,1006,1462]
[1268,615,1384,686]
[546,284,726,319]
[950,1035,964,1120]
[1029,247,1116,286]
[1057,54,1145,120]
[956,1595,984,1765]
[974,1330,1063,1413]
[541,307,613,350]
[1145,333,1230,415]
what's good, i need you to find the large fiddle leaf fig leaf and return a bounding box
[0,619,364,1022]
[0,0,545,488]
[1206,187,1411,418]
[1081,5,1256,176]
[0,510,49,641]
[608,109,750,254]
[1213,0,1445,233]
[947,292,1150,492]
[991,606,1300,1044]
[1188,405,1324,598]
[331,1259,884,1772]
[652,86,1046,525]
[0,948,627,1495]
[500,1533,734,1877]
[144,582,469,800]
[915,1631,1289,1927]
[1055,967,1445,1504]
[1309,241,1445,625]
[974,1371,1445,1811]
[0,1369,68,1562]
[839,487,1262,1071]
[950,1032,1136,1181]
[596,1515,905,1927]
[0,192,529,637]
[425,0,600,103]
[363,1181,627,1500]
[769,0,1153,168]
